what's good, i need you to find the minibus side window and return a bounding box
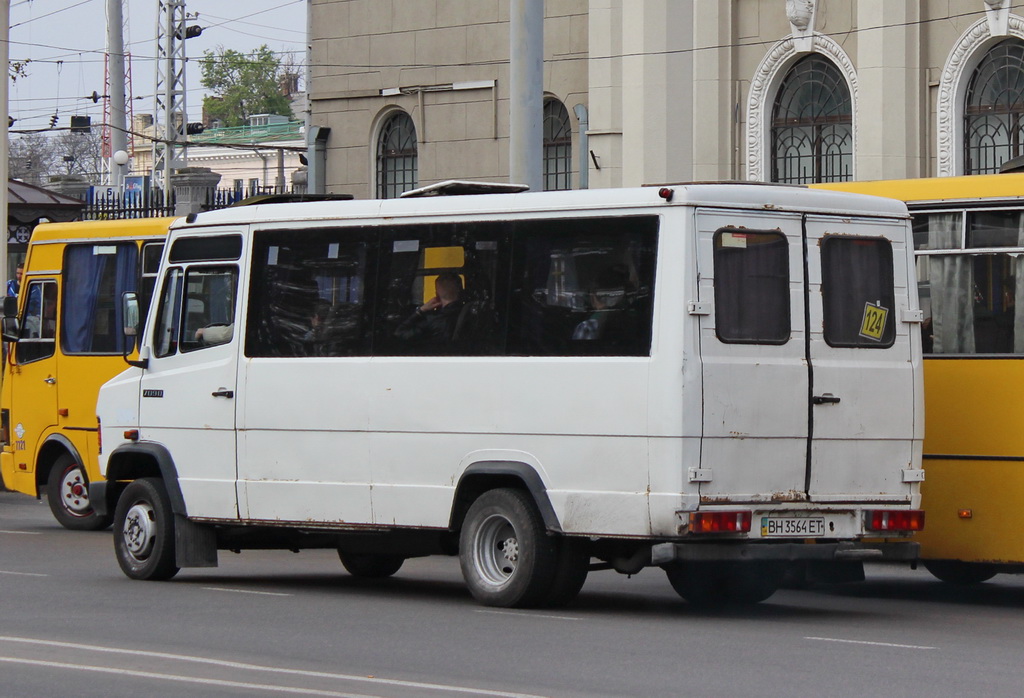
[181,267,239,352]
[377,222,507,357]
[61,243,139,355]
[821,236,896,348]
[507,216,657,357]
[712,229,790,344]
[246,230,373,357]
[153,268,183,358]
[16,280,57,364]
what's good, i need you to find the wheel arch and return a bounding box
[98,441,187,518]
[35,433,85,492]
[449,461,562,534]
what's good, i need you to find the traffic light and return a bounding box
[49,113,58,128]
[186,122,205,135]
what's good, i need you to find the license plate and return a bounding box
[760,516,826,537]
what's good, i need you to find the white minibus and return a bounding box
[94,182,925,607]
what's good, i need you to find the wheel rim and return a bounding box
[474,513,519,587]
[58,465,91,517]
[122,502,157,561]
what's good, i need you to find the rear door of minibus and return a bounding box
[694,209,917,504]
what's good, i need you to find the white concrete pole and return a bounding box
[107,0,128,186]
[1,0,10,287]
[509,0,543,191]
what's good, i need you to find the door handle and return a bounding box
[211,388,234,398]
[43,377,56,384]
[813,393,841,405]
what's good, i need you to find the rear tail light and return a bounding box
[689,511,752,534]
[866,509,925,532]
[97,416,102,455]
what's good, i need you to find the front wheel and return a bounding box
[459,488,557,608]
[337,551,405,578]
[113,478,179,581]
[47,454,112,531]
[923,560,998,585]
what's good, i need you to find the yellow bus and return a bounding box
[815,173,1024,583]
[0,218,175,529]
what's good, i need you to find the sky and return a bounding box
[8,0,308,133]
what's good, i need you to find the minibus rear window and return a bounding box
[713,230,790,344]
[169,235,242,262]
[821,236,896,348]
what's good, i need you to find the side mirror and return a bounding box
[1,316,19,343]
[3,296,18,318]
[121,292,147,369]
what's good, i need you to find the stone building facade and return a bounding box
[308,0,1024,198]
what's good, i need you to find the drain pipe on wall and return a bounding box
[573,103,589,189]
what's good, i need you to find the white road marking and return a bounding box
[475,609,582,621]
[0,636,545,698]
[0,657,375,698]
[806,636,937,650]
[0,530,42,535]
[203,586,293,597]
[0,570,48,577]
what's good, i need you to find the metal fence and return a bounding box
[80,185,304,220]
[81,189,176,220]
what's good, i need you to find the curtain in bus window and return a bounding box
[713,231,790,344]
[61,244,138,354]
[1015,218,1024,353]
[821,237,895,348]
[925,213,974,354]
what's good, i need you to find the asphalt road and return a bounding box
[2,489,1023,697]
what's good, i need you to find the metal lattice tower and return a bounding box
[152,0,189,201]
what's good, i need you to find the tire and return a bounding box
[666,561,780,606]
[337,551,405,578]
[923,560,998,585]
[113,478,179,581]
[46,454,113,531]
[540,536,590,608]
[459,488,558,608]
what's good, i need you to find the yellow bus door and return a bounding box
[8,278,59,491]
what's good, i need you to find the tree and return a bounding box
[9,130,103,186]
[199,45,294,127]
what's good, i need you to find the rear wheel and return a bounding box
[666,562,780,606]
[923,560,998,585]
[113,478,179,581]
[46,454,112,531]
[337,551,405,578]
[459,488,557,608]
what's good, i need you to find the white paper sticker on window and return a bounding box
[267,246,279,265]
[328,243,340,259]
[393,240,420,253]
[93,245,117,255]
[720,233,747,249]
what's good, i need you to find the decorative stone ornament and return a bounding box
[985,0,1010,37]
[786,0,817,52]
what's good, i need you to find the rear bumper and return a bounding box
[651,540,919,566]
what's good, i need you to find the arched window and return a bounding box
[542,99,572,191]
[964,39,1024,175]
[376,111,417,199]
[770,54,852,184]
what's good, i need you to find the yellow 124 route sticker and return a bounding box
[859,301,889,341]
